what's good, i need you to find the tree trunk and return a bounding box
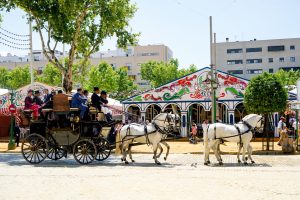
[263,113,270,150]
[63,66,73,94]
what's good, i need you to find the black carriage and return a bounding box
[20,93,116,164]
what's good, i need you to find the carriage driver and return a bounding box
[91,87,113,122]
[71,88,88,120]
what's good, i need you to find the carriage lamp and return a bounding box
[8,89,16,150]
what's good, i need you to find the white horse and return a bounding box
[119,113,180,165]
[203,114,263,165]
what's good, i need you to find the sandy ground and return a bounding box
[0,153,300,200]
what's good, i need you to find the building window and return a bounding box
[246,69,263,74]
[268,45,285,52]
[269,68,274,73]
[279,67,300,71]
[227,48,242,54]
[290,45,295,50]
[268,58,273,63]
[246,59,262,64]
[139,52,159,56]
[125,63,132,70]
[227,70,243,75]
[227,60,243,65]
[246,47,262,53]
[290,57,296,62]
[279,57,284,62]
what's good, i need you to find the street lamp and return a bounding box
[8,90,16,150]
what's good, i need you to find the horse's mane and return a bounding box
[242,114,257,121]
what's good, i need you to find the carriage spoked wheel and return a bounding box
[46,136,67,160]
[21,133,49,164]
[94,138,111,161]
[73,139,97,164]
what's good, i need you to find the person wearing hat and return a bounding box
[277,116,286,146]
[24,89,40,120]
[91,87,101,111]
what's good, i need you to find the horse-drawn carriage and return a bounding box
[20,93,115,164]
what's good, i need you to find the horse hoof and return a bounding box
[121,158,124,161]
[238,160,241,163]
[207,160,211,164]
[156,162,161,165]
[131,160,135,163]
[204,162,208,166]
[153,156,155,159]
[125,161,129,165]
[164,157,167,161]
[244,162,248,165]
[251,161,255,164]
[245,157,248,161]
[219,162,223,166]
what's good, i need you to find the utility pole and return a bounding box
[209,16,217,123]
[29,16,34,85]
[62,43,65,88]
[214,32,218,122]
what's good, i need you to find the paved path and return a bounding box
[0,153,300,200]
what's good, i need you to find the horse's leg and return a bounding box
[212,141,222,165]
[237,143,242,163]
[122,141,130,164]
[242,142,248,165]
[247,144,255,164]
[161,141,170,161]
[155,143,163,159]
[216,140,222,162]
[204,134,210,165]
[128,144,135,162]
[152,143,161,165]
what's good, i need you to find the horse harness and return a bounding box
[123,114,176,145]
[210,120,256,146]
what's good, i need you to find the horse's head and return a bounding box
[242,114,264,130]
[152,113,181,134]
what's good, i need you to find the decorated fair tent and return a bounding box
[0,82,61,115]
[122,67,297,137]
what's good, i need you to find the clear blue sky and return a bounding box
[0,0,299,68]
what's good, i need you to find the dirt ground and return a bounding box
[1,153,300,200]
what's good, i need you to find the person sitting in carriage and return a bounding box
[91,87,113,122]
[24,89,40,120]
[71,88,88,120]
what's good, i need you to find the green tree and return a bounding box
[113,66,138,100]
[36,63,62,86]
[141,59,197,87]
[1,0,139,93]
[6,66,31,89]
[87,62,119,93]
[244,72,288,150]
[0,67,9,88]
[274,69,300,87]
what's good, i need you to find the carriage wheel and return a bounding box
[21,133,49,164]
[46,136,66,160]
[95,138,111,161]
[73,139,97,165]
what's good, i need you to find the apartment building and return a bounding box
[0,44,173,88]
[90,44,173,88]
[216,38,300,79]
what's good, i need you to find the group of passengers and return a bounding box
[71,87,113,122]
[24,87,113,122]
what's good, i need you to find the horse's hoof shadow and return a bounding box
[156,162,161,165]
[125,161,129,165]
[244,162,248,165]
[219,162,223,166]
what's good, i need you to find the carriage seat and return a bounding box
[53,93,70,113]
[42,108,53,112]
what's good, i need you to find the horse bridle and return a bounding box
[242,116,264,134]
[153,113,180,136]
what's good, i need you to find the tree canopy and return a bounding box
[244,72,288,114]
[274,69,300,87]
[0,0,139,93]
[141,59,197,88]
[0,66,31,89]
